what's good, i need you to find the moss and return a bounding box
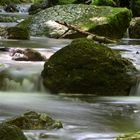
[58,0,77,4]
[0,15,17,22]
[0,0,31,6]
[17,17,32,30]
[42,38,136,95]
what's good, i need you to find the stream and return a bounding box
[1,4,140,140]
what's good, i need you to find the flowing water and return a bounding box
[1,4,140,140]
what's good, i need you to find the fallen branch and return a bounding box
[55,21,116,44]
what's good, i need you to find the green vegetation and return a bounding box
[0,0,31,6]
[91,0,117,6]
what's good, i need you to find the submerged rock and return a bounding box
[41,38,136,96]
[0,123,27,140]
[4,111,63,130]
[115,131,140,140]
[129,17,140,39]
[18,4,132,40]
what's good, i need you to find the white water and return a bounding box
[0,37,71,92]
[1,93,140,140]
[1,37,140,140]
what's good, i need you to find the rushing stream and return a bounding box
[1,4,140,140]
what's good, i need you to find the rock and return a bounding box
[129,17,140,39]
[115,131,140,140]
[41,38,136,96]
[18,4,132,40]
[91,0,117,6]
[4,111,63,130]
[0,123,27,140]
[6,27,30,40]
[10,48,47,61]
[4,4,19,12]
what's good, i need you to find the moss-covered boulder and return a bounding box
[129,17,140,39]
[91,0,117,6]
[41,38,136,95]
[0,123,27,140]
[115,131,140,140]
[4,111,63,130]
[6,27,30,40]
[18,4,132,40]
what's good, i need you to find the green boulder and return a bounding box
[41,38,136,95]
